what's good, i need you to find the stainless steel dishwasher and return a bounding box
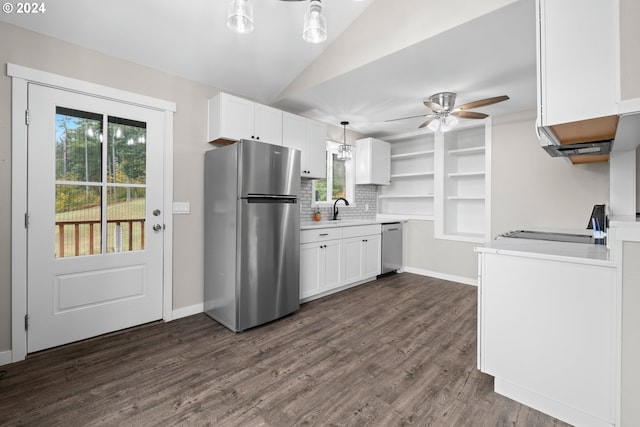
[381,222,402,274]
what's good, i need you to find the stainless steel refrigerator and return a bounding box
[204,140,300,332]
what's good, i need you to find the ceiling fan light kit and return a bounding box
[386,92,510,132]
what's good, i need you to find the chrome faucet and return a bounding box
[332,198,349,220]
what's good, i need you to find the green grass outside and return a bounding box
[55,198,146,257]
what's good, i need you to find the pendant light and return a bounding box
[303,0,327,44]
[227,0,254,34]
[337,121,352,161]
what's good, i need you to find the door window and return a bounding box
[54,108,147,257]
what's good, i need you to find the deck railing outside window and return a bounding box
[55,219,145,257]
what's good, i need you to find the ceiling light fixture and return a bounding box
[227,0,346,44]
[337,121,352,161]
[303,0,327,44]
[427,114,459,133]
[227,0,254,34]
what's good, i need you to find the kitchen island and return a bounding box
[476,238,616,427]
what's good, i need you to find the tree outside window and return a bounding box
[312,141,355,205]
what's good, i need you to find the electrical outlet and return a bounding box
[173,202,191,214]
[365,203,369,212]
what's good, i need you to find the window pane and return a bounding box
[332,153,346,199]
[55,184,101,258]
[107,187,146,253]
[314,179,327,202]
[55,107,102,182]
[107,116,147,184]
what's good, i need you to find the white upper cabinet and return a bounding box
[355,137,391,186]
[536,0,617,126]
[282,112,327,179]
[619,0,640,112]
[208,92,283,144]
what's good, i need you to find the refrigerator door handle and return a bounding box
[244,195,297,204]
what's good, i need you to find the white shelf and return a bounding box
[390,150,434,159]
[447,196,485,201]
[447,146,485,156]
[447,171,485,178]
[391,172,435,179]
[377,213,434,221]
[379,194,434,199]
[438,231,485,244]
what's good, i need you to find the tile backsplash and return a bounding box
[299,179,377,225]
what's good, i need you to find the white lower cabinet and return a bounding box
[300,224,381,301]
[478,251,616,427]
[343,234,382,284]
[300,239,342,299]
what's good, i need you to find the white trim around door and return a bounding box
[8,63,176,363]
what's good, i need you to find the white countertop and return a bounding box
[609,215,640,227]
[476,237,613,267]
[300,219,385,230]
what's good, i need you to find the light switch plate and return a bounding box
[173,202,191,214]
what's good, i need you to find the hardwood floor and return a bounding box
[0,273,570,426]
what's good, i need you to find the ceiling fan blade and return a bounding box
[418,116,438,129]
[455,95,510,111]
[385,113,428,123]
[424,100,443,113]
[452,111,489,119]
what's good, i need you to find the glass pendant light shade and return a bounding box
[303,0,327,43]
[337,143,352,161]
[337,121,352,161]
[227,0,254,34]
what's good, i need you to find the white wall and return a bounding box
[404,110,610,283]
[0,22,219,352]
[491,110,609,233]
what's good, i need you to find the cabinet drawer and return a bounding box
[301,228,343,243]
[342,224,381,239]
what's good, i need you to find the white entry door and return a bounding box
[27,84,165,352]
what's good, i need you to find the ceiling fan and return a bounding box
[386,92,510,132]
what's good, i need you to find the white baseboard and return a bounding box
[0,350,13,367]
[171,303,204,320]
[403,266,477,286]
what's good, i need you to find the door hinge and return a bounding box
[25,109,29,126]
[24,213,29,228]
[24,314,29,331]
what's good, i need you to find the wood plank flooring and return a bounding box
[0,273,571,426]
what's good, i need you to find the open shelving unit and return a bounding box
[378,131,435,219]
[435,120,491,243]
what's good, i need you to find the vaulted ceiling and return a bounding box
[0,0,536,137]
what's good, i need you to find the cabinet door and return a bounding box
[322,239,342,291]
[254,104,282,144]
[343,237,364,284]
[282,113,307,174]
[219,93,255,141]
[362,234,381,278]
[538,0,617,126]
[300,243,322,299]
[305,119,327,179]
